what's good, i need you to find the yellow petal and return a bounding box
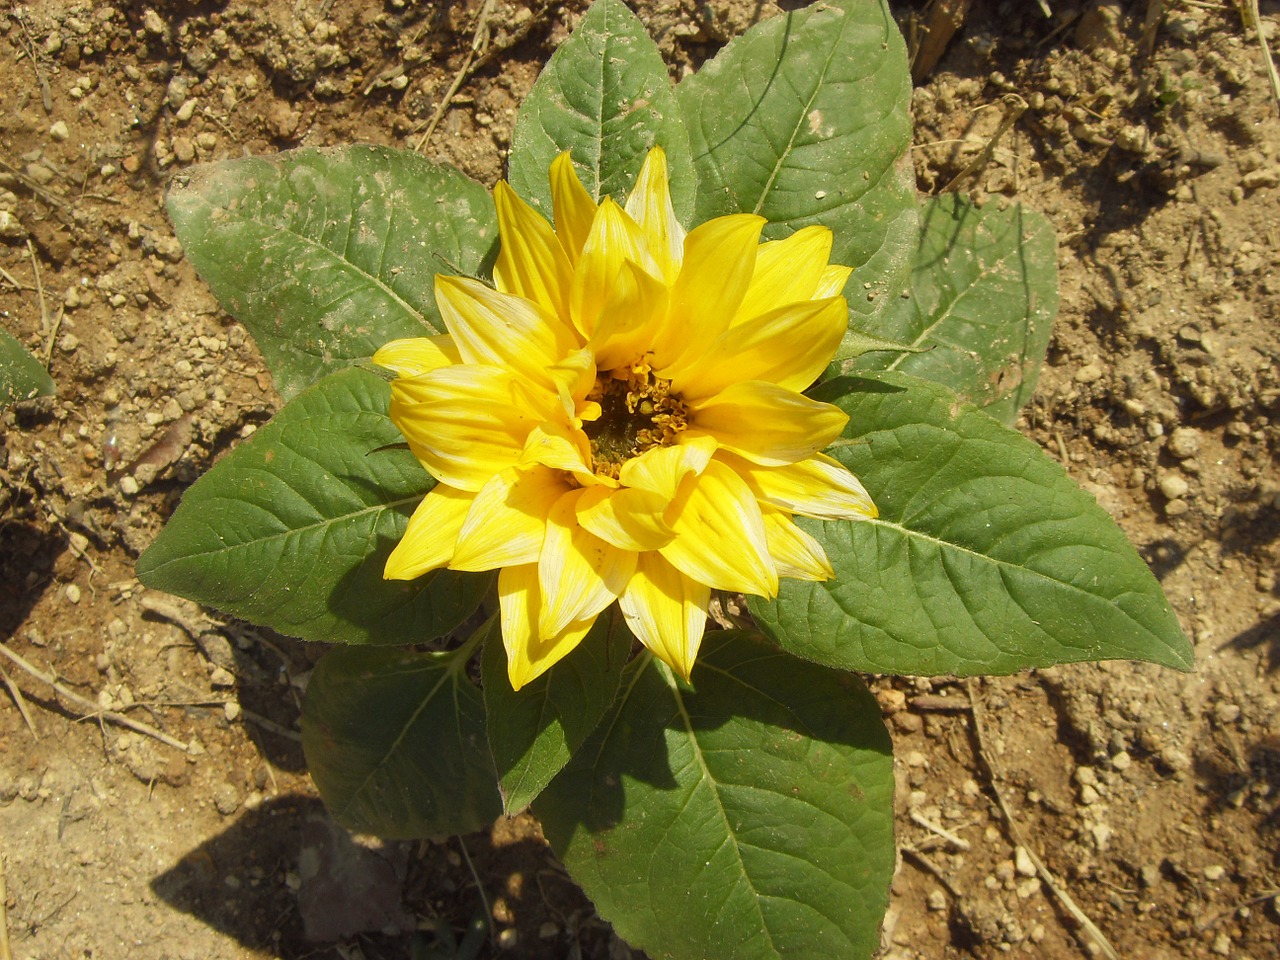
[518,422,594,481]
[687,381,847,466]
[814,263,853,299]
[384,484,473,580]
[618,553,709,682]
[734,225,834,324]
[499,564,597,691]
[669,296,847,402]
[550,152,598,264]
[372,336,461,378]
[615,434,717,501]
[724,451,878,520]
[588,259,671,372]
[650,213,765,370]
[624,147,685,285]
[760,505,834,581]
[451,466,568,572]
[659,458,778,596]
[576,484,676,552]
[492,180,575,319]
[539,490,637,636]
[435,275,578,390]
[570,198,662,340]
[390,365,544,492]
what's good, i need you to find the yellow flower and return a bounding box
[375,148,876,690]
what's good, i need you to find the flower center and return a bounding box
[583,362,688,479]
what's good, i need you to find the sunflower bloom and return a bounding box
[375,148,876,690]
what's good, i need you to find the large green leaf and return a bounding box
[137,366,489,645]
[0,329,54,407]
[752,373,1193,676]
[167,145,497,398]
[508,0,694,221]
[676,0,917,331]
[537,633,895,960]
[302,645,501,838]
[851,194,1059,425]
[482,610,632,815]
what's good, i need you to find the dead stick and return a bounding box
[0,643,189,752]
[0,663,38,738]
[0,855,11,960]
[966,679,1120,960]
[941,94,1027,194]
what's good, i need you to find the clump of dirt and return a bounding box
[1,2,1278,959]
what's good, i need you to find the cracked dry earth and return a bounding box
[1,1,1279,958]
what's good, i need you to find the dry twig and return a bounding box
[0,663,38,739]
[0,642,190,752]
[1241,0,1280,114]
[940,95,1027,194]
[0,855,11,960]
[965,680,1120,960]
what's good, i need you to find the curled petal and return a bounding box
[519,422,595,484]
[618,553,710,682]
[724,451,877,520]
[493,180,575,319]
[624,146,686,285]
[499,564,597,691]
[372,336,461,378]
[659,459,778,597]
[687,381,847,467]
[451,466,568,572]
[588,259,670,372]
[670,296,847,402]
[390,365,545,492]
[734,225,835,324]
[814,263,853,298]
[384,485,473,580]
[435,275,578,390]
[550,152,598,264]
[760,505,834,581]
[617,435,717,501]
[570,199,662,340]
[539,490,637,637]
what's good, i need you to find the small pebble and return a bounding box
[210,666,235,688]
[1214,703,1241,724]
[1079,783,1100,805]
[212,781,240,816]
[1164,499,1190,517]
[1204,864,1226,881]
[1110,750,1132,771]
[223,700,242,722]
[49,120,70,141]
[175,98,197,123]
[496,928,518,949]
[927,888,947,911]
[1074,362,1103,384]
[1159,474,1190,499]
[65,583,81,604]
[1015,847,1036,877]
[1167,427,1201,459]
[119,475,140,496]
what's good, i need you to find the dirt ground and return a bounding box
[1,1,1278,958]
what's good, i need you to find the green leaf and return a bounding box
[482,610,632,815]
[677,0,917,328]
[302,645,501,839]
[0,329,54,407]
[137,366,489,645]
[752,373,1193,676]
[167,145,497,399]
[537,633,895,960]
[851,194,1059,425]
[508,0,695,222]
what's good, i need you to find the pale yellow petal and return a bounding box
[721,451,877,520]
[618,553,710,682]
[499,564,597,691]
[617,434,717,500]
[570,198,662,340]
[659,458,778,596]
[435,275,578,389]
[550,152,599,264]
[649,213,765,370]
[384,485,473,580]
[576,484,676,552]
[760,505,834,581]
[734,225,834,324]
[814,263,853,299]
[687,381,848,467]
[669,297,847,402]
[390,365,544,492]
[492,180,575,319]
[539,490,637,636]
[623,147,685,285]
[372,336,461,378]
[451,466,568,572]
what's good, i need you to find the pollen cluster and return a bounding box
[584,360,688,479]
